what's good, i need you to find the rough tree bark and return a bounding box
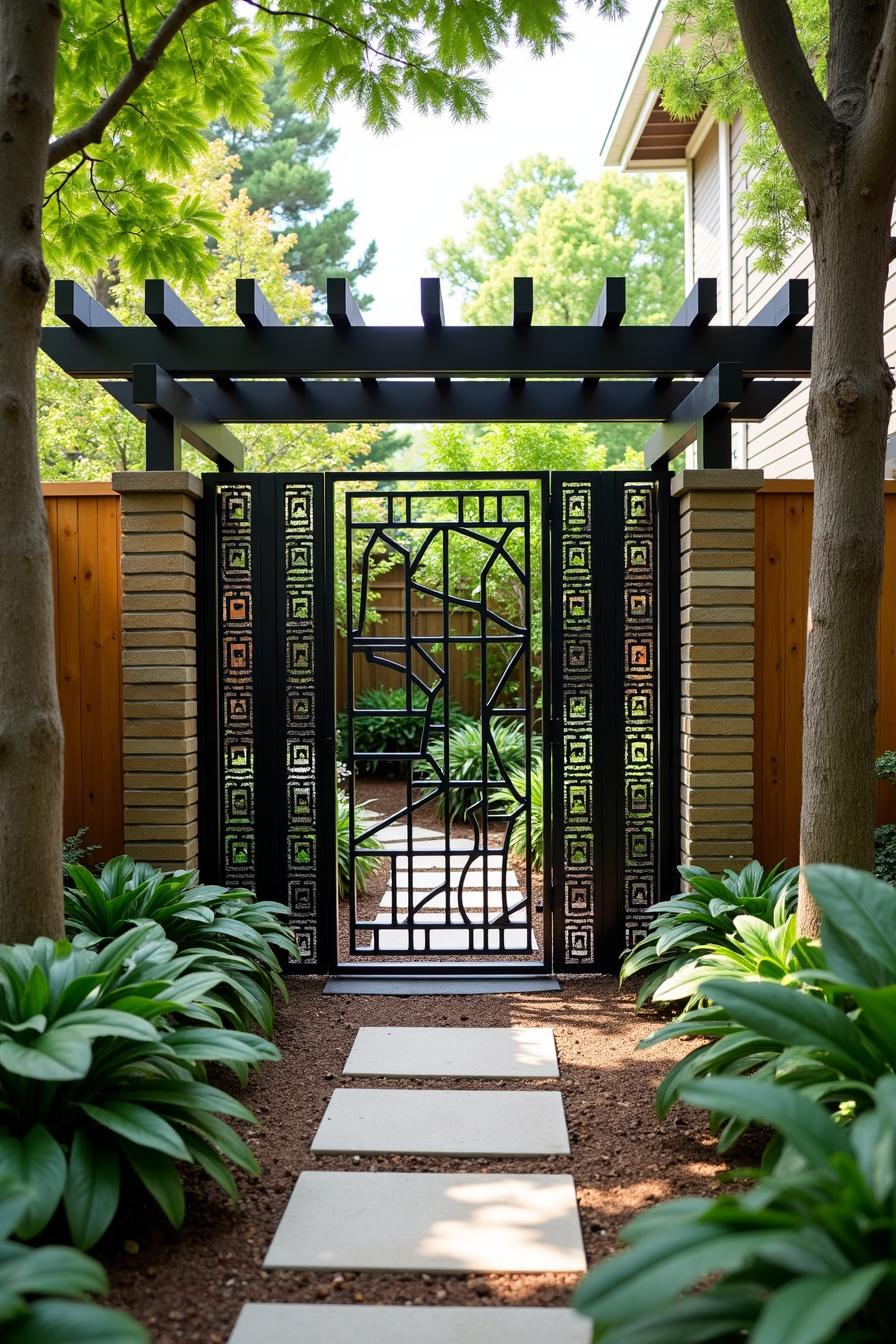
[0,1,65,942]
[733,0,896,934]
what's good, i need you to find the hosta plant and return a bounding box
[0,1178,147,1343]
[64,856,294,1034]
[574,1075,896,1344]
[0,928,278,1248]
[337,687,472,773]
[620,860,799,1007]
[645,865,896,1150]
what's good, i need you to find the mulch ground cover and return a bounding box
[105,975,737,1343]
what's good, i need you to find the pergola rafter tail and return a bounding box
[42,275,812,472]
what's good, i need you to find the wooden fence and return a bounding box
[753,481,896,867]
[44,483,123,861]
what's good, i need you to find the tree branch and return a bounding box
[853,0,896,188]
[732,0,838,187]
[48,0,217,168]
[828,0,887,126]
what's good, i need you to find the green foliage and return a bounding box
[495,758,544,871]
[0,928,277,1248]
[337,689,473,775]
[875,750,896,785]
[61,830,99,870]
[427,160,684,464]
[63,856,293,1035]
[573,1073,896,1344]
[620,861,799,1008]
[647,0,829,271]
[642,866,896,1148]
[216,47,376,305]
[417,720,528,822]
[0,1178,147,1343]
[874,824,896,886]
[336,789,383,900]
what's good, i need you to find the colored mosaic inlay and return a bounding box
[284,483,318,961]
[558,480,596,965]
[218,484,255,887]
[622,482,659,945]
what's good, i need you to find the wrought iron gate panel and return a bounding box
[200,474,334,971]
[335,477,548,962]
[550,473,676,972]
[199,470,674,976]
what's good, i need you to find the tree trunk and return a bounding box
[799,181,894,936]
[0,1,64,943]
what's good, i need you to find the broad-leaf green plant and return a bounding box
[336,788,384,901]
[0,929,277,1248]
[620,861,799,1007]
[644,865,896,1149]
[416,719,528,823]
[64,857,293,1034]
[573,1073,896,1344]
[0,1178,147,1343]
[494,756,544,871]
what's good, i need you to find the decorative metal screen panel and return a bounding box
[218,483,256,887]
[551,473,671,971]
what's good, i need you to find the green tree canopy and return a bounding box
[648,0,827,271]
[215,49,376,305]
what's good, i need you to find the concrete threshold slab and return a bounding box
[264,1171,585,1273]
[343,1026,559,1077]
[325,976,560,998]
[311,1088,569,1156]
[229,1304,591,1344]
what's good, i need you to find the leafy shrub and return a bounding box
[0,1178,147,1343]
[619,860,799,1007]
[337,688,472,774]
[494,757,544,871]
[574,1074,896,1344]
[874,822,896,885]
[64,857,293,1034]
[417,719,528,822]
[336,788,383,900]
[0,927,277,1248]
[644,865,896,1150]
[62,828,100,870]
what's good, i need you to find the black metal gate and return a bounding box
[198,470,676,975]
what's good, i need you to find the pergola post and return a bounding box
[112,470,202,871]
[673,468,763,874]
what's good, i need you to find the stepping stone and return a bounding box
[264,1172,585,1273]
[386,868,521,889]
[395,850,509,869]
[370,926,534,952]
[343,1026,559,1078]
[381,887,525,910]
[374,825,445,843]
[311,1088,568,1156]
[229,1304,591,1344]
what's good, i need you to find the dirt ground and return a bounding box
[105,976,737,1343]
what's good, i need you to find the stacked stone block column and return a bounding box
[673,468,763,872]
[112,471,202,871]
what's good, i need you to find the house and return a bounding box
[601,0,896,478]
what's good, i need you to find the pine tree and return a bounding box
[215,53,375,305]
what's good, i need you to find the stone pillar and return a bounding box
[673,468,763,873]
[112,471,202,871]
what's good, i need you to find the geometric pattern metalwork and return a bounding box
[557,480,597,965]
[218,483,256,887]
[622,481,659,946]
[283,483,318,960]
[344,486,535,958]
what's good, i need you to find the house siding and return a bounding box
[693,111,896,478]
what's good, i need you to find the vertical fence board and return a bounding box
[43,484,123,860]
[755,482,896,866]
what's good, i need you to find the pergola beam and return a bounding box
[55,280,122,330]
[749,278,810,329]
[644,362,743,469]
[132,363,246,470]
[43,324,812,379]
[236,279,283,328]
[327,278,364,329]
[513,277,534,329]
[672,277,717,329]
[145,280,203,330]
[589,277,625,328]
[421,277,445,330]
[103,373,795,426]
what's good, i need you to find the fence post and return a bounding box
[111,470,202,871]
[673,467,763,873]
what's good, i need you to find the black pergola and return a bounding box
[41,274,811,472]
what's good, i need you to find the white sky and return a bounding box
[325,0,658,323]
